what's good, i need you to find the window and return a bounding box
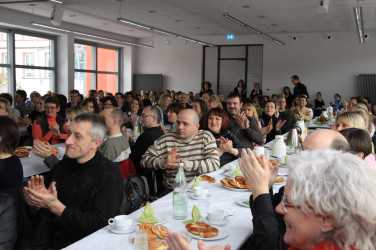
[15,33,56,95]
[74,41,120,96]
[0,31,9,93]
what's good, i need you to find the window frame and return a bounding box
[0,27,57,95]
[0,28,11,93]
[74,39,121,94]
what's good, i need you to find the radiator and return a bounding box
[357,74,376,104]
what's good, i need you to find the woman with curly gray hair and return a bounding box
[276,150,376,250]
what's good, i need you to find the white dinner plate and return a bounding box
[221,185,249,192]
[187,230,229,241]
[108,226,136,234]
[235,200,250,208]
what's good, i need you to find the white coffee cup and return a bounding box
[254,146,265,156]
[207,209,225,224]
[108,215,133,231]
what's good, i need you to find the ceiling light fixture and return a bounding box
[49,0,63,4]
[353,6,365,44]
[117,18,152,30]
[223,12,285,46]
[117,17,214,46]
[31,22,153,48]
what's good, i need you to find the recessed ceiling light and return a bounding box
[148,10,157,14]
[241,5,250,8]
[258,15,266,19]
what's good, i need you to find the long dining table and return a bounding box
[63,153,288,250]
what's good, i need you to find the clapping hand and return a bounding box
[235,112,249,129]
[24,175,65,216]
[275,120,286,131]
[261,120,273,135]
[33,139,53,158]
[218,137,233,153]
[166,148,181,169]
[23,175,57,209]
[239,148,274,199]
[166,232,231,250]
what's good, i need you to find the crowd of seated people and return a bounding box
[1,74,376,249]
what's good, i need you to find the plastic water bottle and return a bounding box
[173,163,188,220]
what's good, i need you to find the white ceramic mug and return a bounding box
[254,146,265,156]
[108,215,133,231]
[208,209,225,224]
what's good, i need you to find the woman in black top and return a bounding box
[0,116,23,250]
[201,107,242,166]
[200,81,214,96]
[313,92,325,117]
[282,86,294,108]
[250,82,263,100]
[260,101,289,143]
[233,80,247,100]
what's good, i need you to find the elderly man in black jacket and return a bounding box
[130,105,165,196]
[23,113,123,249]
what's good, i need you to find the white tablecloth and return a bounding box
[64,157,288,250]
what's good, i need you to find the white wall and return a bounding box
[134,37,203,92]
[135,31,376,103]
[259,32,376,103]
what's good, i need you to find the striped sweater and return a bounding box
[140,130,220,189]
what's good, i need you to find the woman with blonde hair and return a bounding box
[242,102,259,121]
[207,95,223,110]
[334,111,367,131]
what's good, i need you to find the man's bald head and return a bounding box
[303,129,349,151]
[177,109,200,139]
[178,109,200,125]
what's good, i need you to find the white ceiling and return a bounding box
[2,0,376,40]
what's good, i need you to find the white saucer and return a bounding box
[108,225,136,234]
[187,230,229,241]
